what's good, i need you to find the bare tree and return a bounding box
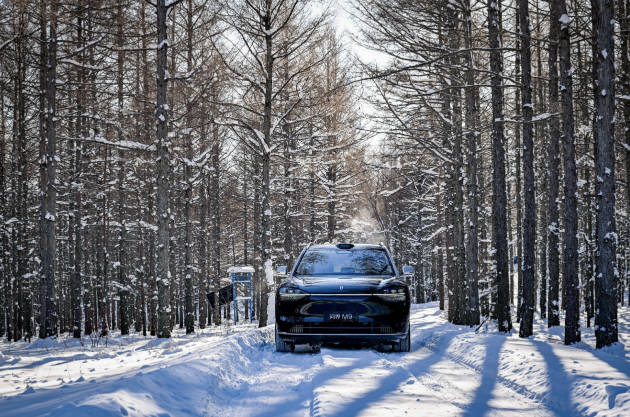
[556,0,580,344]
[40,0,59,339]
[488,0,511,332]
[518,0,536,338]
[155,0,177,338]
[591,0,619,348]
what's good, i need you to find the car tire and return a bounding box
[275,325,292,353]
[393,326,411,353]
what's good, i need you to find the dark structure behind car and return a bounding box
[275,243,412,352]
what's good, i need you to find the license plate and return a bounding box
[326,313,355,321]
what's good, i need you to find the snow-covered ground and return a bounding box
[1,303,630,416]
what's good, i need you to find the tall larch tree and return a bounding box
[518,0,536,338]
[592,0,619,348]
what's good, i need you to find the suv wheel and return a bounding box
[275,325,291,352]
[393,326,411,352]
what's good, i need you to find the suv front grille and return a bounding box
[289,324,394,335]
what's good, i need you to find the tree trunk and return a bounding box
[437,190,445,311]
[211,97,221,326]
[488,0,512,332]
[40,0,59,339]
[199,173,208,329]
[515,8,523,311]
[14,13,28,341]
[536,42,548,322]
[519,0,536,338]
[258,6,275,328]
[545,0,561,327]
[184,0,195,335]
[116,0,129,336]
[156,0,171,338]
[71,2,86,338]
[619,0,630,306]
[591,0,619,348]
[252,149,261,321]
[464,0,479,326]
[556,0,580,344]
[0,85,6,338]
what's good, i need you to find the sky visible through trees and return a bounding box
[0,0,627,350]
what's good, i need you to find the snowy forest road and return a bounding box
[1,303,630,416]
[224,306,554,417]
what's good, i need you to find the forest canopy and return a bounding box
[0,0,627,349]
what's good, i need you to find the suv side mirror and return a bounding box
[402,265,414,276]
[276,265,288,276]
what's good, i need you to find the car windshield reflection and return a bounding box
[294,248,395,276]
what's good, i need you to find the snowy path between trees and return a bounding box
[1,303,630,417]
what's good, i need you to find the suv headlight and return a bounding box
[278,287,308,301]
[375,287,406,301]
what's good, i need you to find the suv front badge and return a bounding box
[339,285,343,292]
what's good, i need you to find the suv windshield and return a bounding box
[294,248,395,276]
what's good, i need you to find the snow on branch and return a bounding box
[81,135,156,152]
[60,59,103,71]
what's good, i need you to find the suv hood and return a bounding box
[289,276,400,294]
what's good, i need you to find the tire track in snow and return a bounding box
[306,349,384,417]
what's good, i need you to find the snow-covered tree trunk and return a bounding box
[546,0,561,327]
[518,0,536,338]
[184,0,195,335]
[116,0,130,336]
[488,0,511,332]
[591,0,619,348]
[210,97,221,326]
[437,189,445,311]
[13,10,28,341]
[514,11,523,313]
[556,0,580,344]
[71,2,85,339]
[37,0,48,341]
[0,84,5,339]
[155,0,171,339]
[253,152,261,321]
[463,0,479,326]
[258,10,274,328]
[534,0,547,321]
[619,0,630,294]
[199,172,208,329]
[40,0,59,339]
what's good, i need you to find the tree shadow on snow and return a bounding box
[533,340,585,416]
[587,342,630,382]
[248,348,380,417]
[323,330,460,417]
[460,336,506,417]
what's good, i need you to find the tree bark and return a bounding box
[116,0,130,336]
[40,0,59,339]
[71,1,85,338]
[211,95,221,326]
[463,0,479,326]
[546,0,561,327]
[258,4,275,328]
[156,0,171,338]
[488,0,512,332]
[591,0,619,348]
[556,0,580,344]
[519,0,536,338]
[184,0,195,335]
[618,0,630,304]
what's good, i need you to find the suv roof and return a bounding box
[308,243,383,250]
